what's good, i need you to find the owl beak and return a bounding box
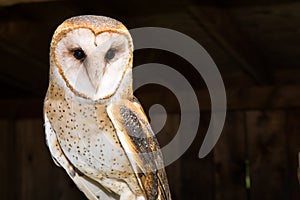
[85,63,105,93]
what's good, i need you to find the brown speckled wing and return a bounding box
[107,99,171,200]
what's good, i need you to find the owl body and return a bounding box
[44,15,171,200]
[45,65,142,197]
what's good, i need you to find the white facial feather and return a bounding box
[55,28,130,100]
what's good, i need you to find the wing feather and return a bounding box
[107,99,171,200]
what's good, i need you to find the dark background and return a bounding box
[0,0,299,199]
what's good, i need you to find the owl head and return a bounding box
[49,15,133,101]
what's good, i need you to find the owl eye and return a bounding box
[73,49,86,60]
[105,48,116,62]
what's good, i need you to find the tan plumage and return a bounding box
[43,15,171,200]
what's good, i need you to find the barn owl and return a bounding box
[43,15,171,200]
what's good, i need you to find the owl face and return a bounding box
[50,16,133,101]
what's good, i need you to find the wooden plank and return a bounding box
[230,2,300,70]
[274,69,300,85]
[137,85,300,112]
[245,111,288,200]
[286,109,300,199]
[0,84,300,119]
[165,159,181,200]
[0,120,12,199]
[214,111,247,200]
[223,69,300,88]
[0,98,43,119]
[15,119,86,200]
[226,85,300,110]
[154,114,181,200]
[181,157,214,200]
[181,112,214,200]
[188,6,272,84]
[0,0,51,6]
[0,37,48,95]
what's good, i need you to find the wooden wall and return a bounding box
[0,95,299,199]
[0,1,299,199]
